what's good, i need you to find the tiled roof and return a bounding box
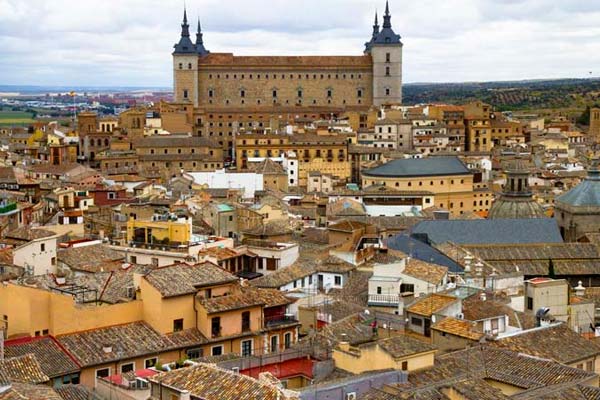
[57,321,206,367]
[148,362,292,400]
[377,335,437,358]
[132,135,220,148]
[54,385,94,400]
[411,218,563,245]
[407,294,459,317]
[395,346,596,398]
[4,227,55,241]
[328,219,368,232]
[0,354,48,384]
[431,317,484,341]
[490,323,600,365]
[3,337,80,379]
[402,259,447,285]
[249,158,286,175]
[0,382,62,400]
[198,286,293,314]
[144,262,237,298]
[251,255,355,289]
[58,244,124,273]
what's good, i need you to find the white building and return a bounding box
[189,169,264,199]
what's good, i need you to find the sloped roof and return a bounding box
[490,323,600,365]
[377,335,437,358]
[555,169,600,208]
[431,317,484,341]
[0,354,48,384]
[148,362,291,400]
[144,262,237,298]
[411,219,563,245]
[3,337,80,379]
[402,259,447,285]
[407,294,459,317]
[362,156,470,178]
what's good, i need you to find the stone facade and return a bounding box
[172,5,403,112]
[590,107,600,142]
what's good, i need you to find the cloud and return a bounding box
[0,0,599,86]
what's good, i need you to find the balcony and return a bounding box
[367,294,400,306]
[0,202,17,215]
[265,314,299,328]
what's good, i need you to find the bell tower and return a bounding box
[173,8,199,106]
[366,1,403,106]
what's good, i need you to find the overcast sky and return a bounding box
[1,0,600,87]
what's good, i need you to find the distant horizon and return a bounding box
[2,76,599,92]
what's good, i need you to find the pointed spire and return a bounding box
[180,7,190,38]
[372,10,380,39]
[195,17,209,55]
[383,0,392,29]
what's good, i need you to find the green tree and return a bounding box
[577,106,591,125]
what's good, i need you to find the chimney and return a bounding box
[180,390,191,400]
[338,333,350,351]
[575,281,585,297]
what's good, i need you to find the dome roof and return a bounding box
[488,197,546,219]
[555,167,600,208]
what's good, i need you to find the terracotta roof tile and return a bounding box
[407,294,459,317]
[148,362,293,400]
[0,354,48,384]
[144,262,237,298]
[3,337,80,379]
[431,317,484,341]
[402,259,447,285]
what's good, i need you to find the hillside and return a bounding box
[403,78,600,112]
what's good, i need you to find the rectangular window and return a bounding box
[120,363,134,373]
[411,317,423,327]
[587,360,594,371]
[526,296,533,310]
[284,332,292,349]
[385,66,390,76]
[334,276,342,286]
[186,348,203,359]
[212,317,221,337]
[41,243,45,252]
[145,358,158,368]
[401,361,408,371]
[377,287,382,294]
[241,339,252,357]
[270,335,279,353]
[173,319,183,332]
[386,52,391,62]
[241,311,251,332]
[385,88,391,96]
[272,90,277,98]
[211,345,223,356]
[95,368,110,379]
[183,89,188,99]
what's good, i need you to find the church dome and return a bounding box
[555,162,600,208]
[488,158,546,219]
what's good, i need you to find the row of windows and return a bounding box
[207,73,364,80]
[210,88,365,99]
[148,148,213,155]
[149,162,219,169]
[372,179,467,187]
[206,98,363,106]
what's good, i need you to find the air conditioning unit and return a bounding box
[345,393,357,400]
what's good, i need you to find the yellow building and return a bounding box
[236,133,351,186]
[126,217,192,247]
[333,334,436,374]
[361,156,493,216]
[464,101,492,152]
[0,262,300,389]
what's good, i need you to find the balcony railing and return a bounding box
[265,315,298,327]
[367,294,400,305]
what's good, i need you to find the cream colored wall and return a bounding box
[333,344,435,374]
[0,283,142,337]
[483,379,525,396]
